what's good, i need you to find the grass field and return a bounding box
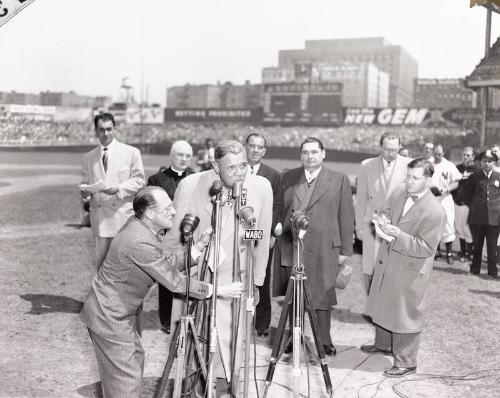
[1,150,500,397]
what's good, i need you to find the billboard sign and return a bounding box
[165,108,262,123]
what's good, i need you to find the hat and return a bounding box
[479,150,498,162]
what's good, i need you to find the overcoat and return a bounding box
[272,166,354,309]
[365,187,446,333]
[81,139,145,237]
[355,154,410,275]
[464,170,500,226]
[163,169,273,381]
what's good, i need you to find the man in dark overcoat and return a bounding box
[464,150,500,278]
[273,137,354,356]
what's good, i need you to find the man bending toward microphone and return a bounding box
[80,186,242,398]
[164,140,273,396]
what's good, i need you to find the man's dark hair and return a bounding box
[94,112,116,129]
[379,131,400,146]
[245,133,267,147]
[300,137,324,151]
[133,187,160,219]
[408,157,434,178]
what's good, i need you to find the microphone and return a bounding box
[239,206,256,227]
[181,213,200,236]
[232,181,243,198]
[209,180,223,197]
[290,211,309,231]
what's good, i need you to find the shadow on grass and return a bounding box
[433,266,469,276]
[469,289,500,299]
[77,376,168,398]
[20,294,83,314]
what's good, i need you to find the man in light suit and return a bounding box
[244,133,280,337]
[80,112,145,269]
[273,137,354,356]
[80,186,242,398]
[362,158,446,377]
[355,132,411,293]
[164,140,273,394]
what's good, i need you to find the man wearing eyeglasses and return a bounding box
[80,112,145,270]
[356,132,411,293]
[81,186,243,398]
[164,140,273,396]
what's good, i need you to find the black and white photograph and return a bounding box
[1,0,500,397]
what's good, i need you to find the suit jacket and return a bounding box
[464,170,500,226]
[80,217,210,342]
[256,162,280,194]
[82,139,145,237]
[273,166,354,309]
[163,169,273,380]
[365,188,446,333]
[355,154,411,275]
[147,167,195,200]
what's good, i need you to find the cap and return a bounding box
[478,149,498,162]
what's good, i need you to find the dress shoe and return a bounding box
[488,273,498,279]
[360,344,392,355]
[161,326,171,334]
[323,343,336,356]
[257,328,269,337]
[446,253,454,265]
[383,366,417,378]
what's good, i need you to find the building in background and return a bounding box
[413,79,477,109]
[0,91,40,105]
[274,37,418,107]
[166,82,261,109]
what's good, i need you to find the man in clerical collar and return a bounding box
[464,150,500,278]
[147,139,195,333]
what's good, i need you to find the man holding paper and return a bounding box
[80,113,145,269]
[363,158,445,378]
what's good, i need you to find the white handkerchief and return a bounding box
[372,215,394,242]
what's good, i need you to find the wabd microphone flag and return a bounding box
[0,0,37,29]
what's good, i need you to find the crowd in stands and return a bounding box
[0,117,479,158]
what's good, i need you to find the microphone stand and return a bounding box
[230,183,242,395]
[242,217,256,398]
[155,230,207,398]
[206,192,223,398]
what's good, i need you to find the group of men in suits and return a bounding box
[80,114,460,396]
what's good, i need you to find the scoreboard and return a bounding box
[263,82,343,126]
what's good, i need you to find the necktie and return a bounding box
[250,166,255,175]
[307,177,316,187]
[405,193,418,203]
[102,148,108,173]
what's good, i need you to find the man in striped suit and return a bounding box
[80,187,242,398]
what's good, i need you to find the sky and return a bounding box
[0,0,499,104]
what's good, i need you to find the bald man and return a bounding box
[147,140,196,333]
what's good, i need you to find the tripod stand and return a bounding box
[263,221,333,398]
[154,228,208,398]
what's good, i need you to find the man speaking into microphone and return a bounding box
[163,140,273,394]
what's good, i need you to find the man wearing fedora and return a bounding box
[464,150,500,278]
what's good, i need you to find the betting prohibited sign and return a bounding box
[244,230,264,240]
[0,0,36,28]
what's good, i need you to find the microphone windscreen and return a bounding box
[209,180,223,197]
[232,181,243,198]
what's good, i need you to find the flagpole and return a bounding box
[480,7,492,148]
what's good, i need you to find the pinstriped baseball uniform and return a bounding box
[81,217,210,398]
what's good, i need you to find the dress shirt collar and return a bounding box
[100,138,116,154]
[484,170,493,179]
[170,166,185,177]
[248,163,261,175]
[406,188,428,202]
[304,167,321,183]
